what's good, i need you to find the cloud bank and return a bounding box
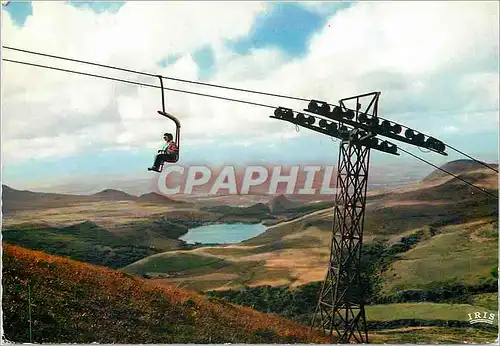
[2,1,498,165]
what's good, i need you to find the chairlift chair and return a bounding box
[152,75,181,172]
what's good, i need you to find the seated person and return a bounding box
[148,133,178,171]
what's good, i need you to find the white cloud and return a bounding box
[1,1,269,164]
[3,1,268,68]
[1,1,498,166]
[2,135,81,162]
[212,1,500,134]
[298,1,350,15]
[213,47,287,82]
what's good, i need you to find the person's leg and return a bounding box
[154,154,166,167]
[148,154,167,171]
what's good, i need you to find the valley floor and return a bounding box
[2,163,498,343]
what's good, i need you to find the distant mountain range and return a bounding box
[1,186,187,214]
[2,159,497,214]
[1,180,303,215]
[3,161,446,196]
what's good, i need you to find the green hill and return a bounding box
[381,219,498,293]
[2,244,329,344]
[1,219,191,268]
[423,159,498,182]
[123,252,233,277]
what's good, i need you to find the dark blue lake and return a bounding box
[179,223,267,244]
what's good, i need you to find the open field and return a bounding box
[124,199,497,292]
[366,302,498,324]
[2,200,203,229]
[122,248,297,291]
[120,218,334,290]
[472,293,499,311]
[121,211,497,291]
[382,218,498,293]
[369,326,497,344]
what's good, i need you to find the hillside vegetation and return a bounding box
[2,187,335,273]
[2,160,498,344]
[381,219,498,293]
[5,244,495,344]
[2,244,330,344]
[1,220,188,268]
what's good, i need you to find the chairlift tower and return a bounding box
[270,92,447,343]
[311,94,376,343]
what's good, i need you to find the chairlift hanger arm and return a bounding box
[153,75,181,169]
[156,75,181,127]
[158,110,181,128]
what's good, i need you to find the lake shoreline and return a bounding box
[180,222,268,246]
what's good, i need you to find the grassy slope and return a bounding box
[382,219,498,293]
[472,293,499,312]
[121,249,292,291]
[5,244,495,344]
[248,167,498,241]
[122,252,232,276]
[369,326,497,344]
[126,204,497,292]
[241,209,332,246]
[366,302,497,324]
[1,221,160,269]
[2,244,329,344]
[4,164,497,294]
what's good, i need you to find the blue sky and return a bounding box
[3,1,124,25]
[227,2,352,58]
[2,1,498,190]
[161,1,353,80]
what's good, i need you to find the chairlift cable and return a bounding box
[2,45,309,102]
[4,45,495,174]
[398,147,498,199]
[2,58,276,109]
[2,57,496,199]
[444,144,498,173]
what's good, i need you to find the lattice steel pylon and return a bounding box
[269,91,448,343]
[311,94,379,343]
